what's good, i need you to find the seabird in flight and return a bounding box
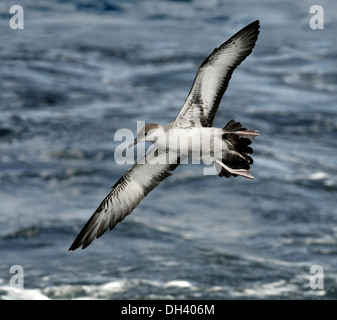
[69,20,260,250]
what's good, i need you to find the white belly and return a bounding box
[154,127,227,162]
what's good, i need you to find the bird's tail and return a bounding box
[216,120,257,178]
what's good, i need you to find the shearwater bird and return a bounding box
[69,20,260,250]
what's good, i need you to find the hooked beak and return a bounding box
[128,138,138,149]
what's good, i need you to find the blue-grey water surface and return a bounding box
[1,0,337,299]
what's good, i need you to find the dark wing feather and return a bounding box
[174,20,260,128]
[69,148,179,250]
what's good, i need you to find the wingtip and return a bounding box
[228,19,260,47]
[244,20,260,34]
[249,20,260,27]
[68,238,91,251]
[68,243,79,251]
[68,237,87,251]
[248,20,260,32]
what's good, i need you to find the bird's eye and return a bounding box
[144,132,148,137]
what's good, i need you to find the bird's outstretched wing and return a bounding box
[174,20,260,128]
[69,148,179,250]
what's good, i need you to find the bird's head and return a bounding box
[128,123,163,148]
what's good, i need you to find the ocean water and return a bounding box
[1,0,337,300]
